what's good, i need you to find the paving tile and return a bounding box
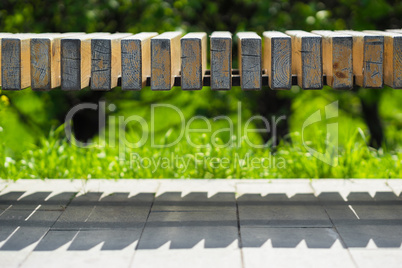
[242,246,355,268]
[0,210,62,250]
[137,179,239,251]
[137,226,239,249]
[241,226,355,268]
[344,191,402,220]
[131,246,242,268]
[33,230,79,251]
[150,180,237,231]
[52,191,155,229]
[80,179,160,196]
[147,210,237,228]
[241,227,340,248]
[84,192,154,229]
[132,205,241,267]
[308,180,402,251]
[348,249,402,268]
[0,191,24,210]
[141,208,238,249]
[319,193,402,224]
[0,179,159,212]
[0,179,80,211]
[336,225,402,248]
[237,195,332,227]
[23,231,136,268]
[8,191,76,211]
[152,191,236,212]
[154,180,236,208]
[22,250,135,268]
[69,229,142,250]
[0,200,64,251]
[237,180,331,227]
[0,227,51,251]
[0,209,61,229]
[1,179,83,195]
[313,180,402,233]
[311,179,392,201]
[158,179,236,190]
[0,226,17,247]
[236,179,314,196]
[0,179,10,193]
[33,229,142,251]
[52,192,102,229]
[0,191,48,211]
[0,179,400,268]
[387,179,402,196]
[46,180,159,229]
[1,179,159,197]
[0,243,39,268]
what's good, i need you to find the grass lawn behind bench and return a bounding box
[0,86,401,179]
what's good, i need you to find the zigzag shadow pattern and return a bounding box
[0,190,401,251]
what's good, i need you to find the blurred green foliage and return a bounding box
[1,0,401,34]
[1,84,401,179]
[0,0,402,179]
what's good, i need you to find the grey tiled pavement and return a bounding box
[0,179,401,267]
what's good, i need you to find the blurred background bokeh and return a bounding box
[0,0,401,179]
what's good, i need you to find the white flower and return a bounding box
[4,157,15,168]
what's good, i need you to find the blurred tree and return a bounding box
[1,0,400,146]
[2,0,401,34]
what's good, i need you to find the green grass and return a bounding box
[0,86,401,179]
[0,125,401,179]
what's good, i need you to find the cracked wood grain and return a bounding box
[181,32,207,90]
[312,30,353,90]
[30,33,84,91]
[338,30,384,88]
[263,31,291,90]
[286,30,323,89]
[0,33,14,87]
[61,33,110,90]
[369,30,402,89]
[210,31,232,90]
[121,32,158,90]
[237,32,261,90]
[1,34,36,90]
[151,31,182,91]
[90,33,132,91]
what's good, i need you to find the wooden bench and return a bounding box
[1,30,401,91]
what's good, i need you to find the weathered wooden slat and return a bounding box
[366,30,402,89]
[151,31,182,91]
[386,29,402,34]
[0,30,398,91]
[0,33,14,87]
[237,32,261,90]
[263,31,291,90]
[61,33,109,90]
[91,33,132,91]
[121,32,158,90]
[210,31,232,90]
[180,32,207,90]
[285,30,323,89]
[30,33,84,90]
[1,34,38,90]
[338,30,384,88]
[312,30,353,89]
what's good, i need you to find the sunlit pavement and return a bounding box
[0,179,401,268]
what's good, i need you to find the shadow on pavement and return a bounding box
[0,190,401,250]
